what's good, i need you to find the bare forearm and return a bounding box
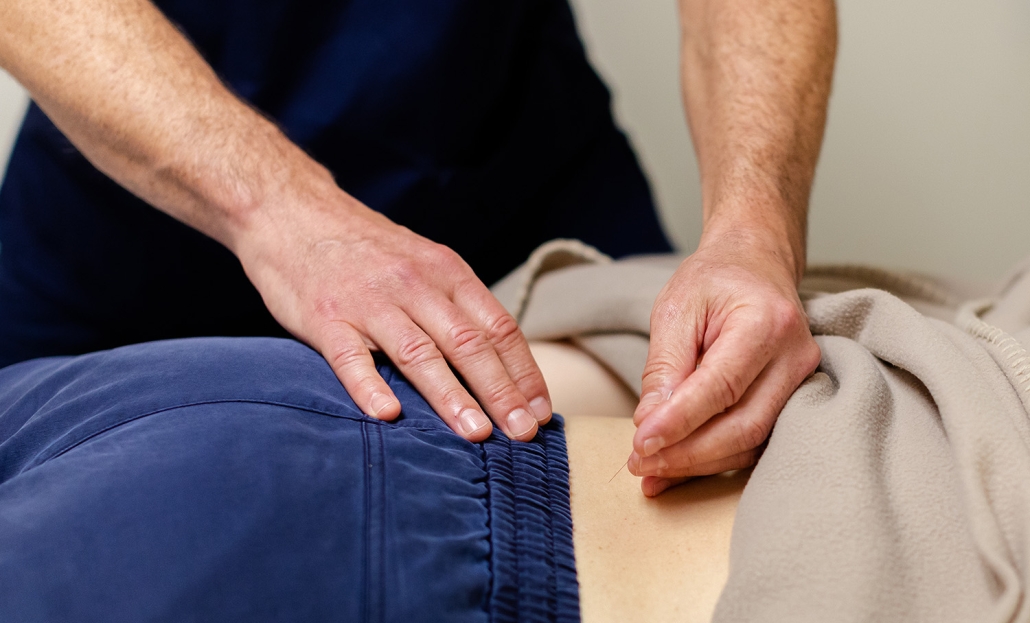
[0,0,553,444]
[631,1,834,490]
[0,0,338,250]
[679,0,837,282]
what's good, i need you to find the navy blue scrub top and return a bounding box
[0,0,672,367]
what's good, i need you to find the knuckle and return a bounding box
[438,383,472,407]
[642,353,683,382]
[650,299,683,330]
[506,357,547,396]
[327,341,367,373]
[484,312,522,349]
[717,449,761,474]
[312,295,343,321]
[766,299,805,338]
[710,367,747,410]
[388,258,422,288]
[677,445,703,469]
[426,244,466,276]
[735,448,762,470]
[448,324,490,358]
[514,369,547,397]
[478,378,520,409]
[801,340,822,374]
[734,417,771,453]
[394,330,440,368]
[358,377,385,397]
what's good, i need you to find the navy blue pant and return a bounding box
[0,338,578,622]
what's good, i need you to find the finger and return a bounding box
[636,449,761,496]
[633,313,773,457]
[635,294,702,426]
[633,390,664,427]
[641,476,689,498]
[317,318,401,421]
[409,293,540,440]
[631,363,790,473]
[452,280,552,424]
[369,307,494,442]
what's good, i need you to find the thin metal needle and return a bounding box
[608,458,630,483]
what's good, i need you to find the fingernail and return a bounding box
[638,453,668,473]
[627,451,642,473]
[507,408,537,439]
[529,397,551,422]
[642,436,665,457]
[369,393,395,418]
[635,392,664,420]
[459,408,489,436]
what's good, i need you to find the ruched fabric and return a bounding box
[483,416,579,623]
[0,337,579,622]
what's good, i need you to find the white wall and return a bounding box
[570,0,1030,280]
[566,0,702,252]
[0,70,28,179]
[3,0,1029,279]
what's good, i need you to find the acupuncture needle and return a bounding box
[608,458,630,483]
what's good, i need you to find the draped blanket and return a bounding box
[493,240,1030,622]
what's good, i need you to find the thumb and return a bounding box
[634,311,700,426]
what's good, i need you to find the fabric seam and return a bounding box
[29,397,446,473]
[362,420,372,623]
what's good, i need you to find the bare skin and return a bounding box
[0,0,836,487]
[0,0,550,442]
[531,341,746,622]
[630,0,836,495]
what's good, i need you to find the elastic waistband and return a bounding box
[482,414,580,623]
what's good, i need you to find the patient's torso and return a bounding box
[530,342,746,623]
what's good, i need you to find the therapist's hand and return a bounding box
[623,0,835,495]
[626,226,820,496]
[234,179,551,443]
[0,0,552,442]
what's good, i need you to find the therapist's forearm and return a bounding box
[626,0,835,492]
[0,0,556,444]
[679,0,837,281]
[0,0,341,250]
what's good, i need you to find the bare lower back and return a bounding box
[530,341,747,623]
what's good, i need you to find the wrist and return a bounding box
[212,121,354,255]
[699,208,806,285]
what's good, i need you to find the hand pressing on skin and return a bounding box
[627,227,821,496]
[235,172,553,443]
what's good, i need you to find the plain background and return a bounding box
[1,0,1028,280]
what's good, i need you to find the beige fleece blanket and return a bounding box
[492,239,1030,622]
